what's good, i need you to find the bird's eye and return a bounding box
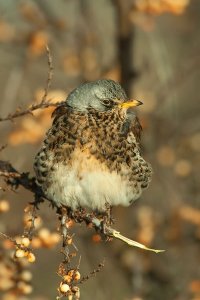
[101,99,113,107]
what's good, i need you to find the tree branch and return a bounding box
[0,160,164,253]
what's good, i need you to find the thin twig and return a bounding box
[0,45,61,123]
[79,260,105,284]
[72,212,165,253]
[0,170,21,179]
[0,161,165,253]
[25,203,38,240]
[0,160,43,196]
[0,231,16,244]
[60,209,71,267]
[41,45,53,103]
[0,100,64,122]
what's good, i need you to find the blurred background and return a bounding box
[0,0,200,299]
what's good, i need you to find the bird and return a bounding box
[34,79,152,212]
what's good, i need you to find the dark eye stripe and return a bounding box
[101,98,121,107]
[102,99,112,106]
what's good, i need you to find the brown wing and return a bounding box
[130,116,142,143]
[51,104,68,124]
[122,112,142,144]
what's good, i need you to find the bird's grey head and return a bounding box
[66,79,129,112]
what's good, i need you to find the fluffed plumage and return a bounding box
[34,79,152,211]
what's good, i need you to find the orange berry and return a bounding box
[17,281,33,294]
[59,282,70,293]
[63,274,72,283]
[20,270,32,281]
[0,200,10,212]
[38,228,50,240]
[15,249,25,258]
[67,237,73,245]
[21,237,30,247]
[67,269,75,277]
[74,271,81,281]
[31,237,42,248]
[92,234,101,243]
[49,232,61,244]
[27,252,36,263]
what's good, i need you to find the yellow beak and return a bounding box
[119,99,143,109]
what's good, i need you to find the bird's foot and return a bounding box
[93,206,113,226]
[104,203,114,226]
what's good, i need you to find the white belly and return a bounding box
[46,161,139,211]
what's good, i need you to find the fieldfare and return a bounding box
[34,79,152,211]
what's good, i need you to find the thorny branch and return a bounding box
[0,160,40,195]
[0,160,164,253]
